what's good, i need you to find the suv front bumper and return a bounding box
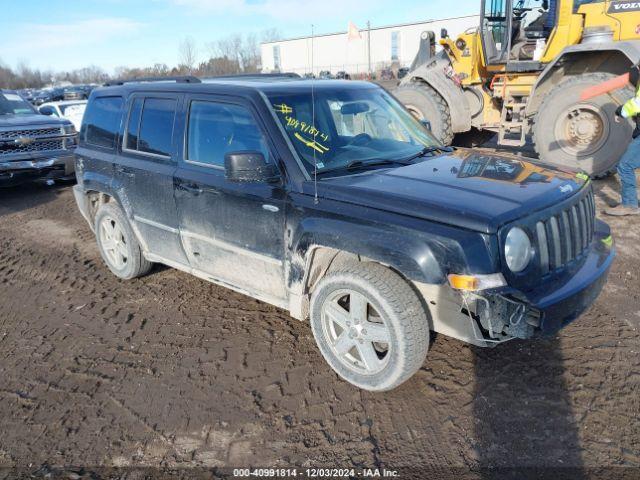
[514,219,614,336]
[414,220,614,347]
[0,153,75,187]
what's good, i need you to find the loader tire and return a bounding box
[395,83,455,145]
[533,73,635,177]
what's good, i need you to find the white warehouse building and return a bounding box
[261,15,480,77]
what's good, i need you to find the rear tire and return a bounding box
[395,83,455,145]
[94,203,152,280]
[533,73,635,177]
[310,262,430,392]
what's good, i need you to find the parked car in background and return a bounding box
[335,71,351,80]
[39,100,87,130]
[319,70,333,79]
[81,85,97,97]
[33,88,64,106]
[17,89,36,103]
[0,90,78,186]
[73,76,614,392]
[63,86,88,100]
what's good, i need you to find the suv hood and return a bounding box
[0,114,69,128]
[313,149,588,234]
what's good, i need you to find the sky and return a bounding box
[0,0,478,73]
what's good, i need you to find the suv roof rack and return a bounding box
[104,75,202,86]
[208,73,301,80]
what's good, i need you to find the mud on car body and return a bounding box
[73,76,614,391]
[1,90,78,187]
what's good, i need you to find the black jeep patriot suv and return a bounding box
[73,76,614,391]
[1,90,77,186]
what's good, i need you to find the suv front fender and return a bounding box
[288,216,498,292]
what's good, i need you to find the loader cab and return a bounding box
[480,0,557,65]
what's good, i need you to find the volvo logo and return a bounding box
[608,0,640,12]
[13,136,35,147]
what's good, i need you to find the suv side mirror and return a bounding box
[224,151,279,183]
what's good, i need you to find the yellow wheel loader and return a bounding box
[396,0,640,176]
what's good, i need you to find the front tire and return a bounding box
[533,73,635,177]
[94,202,152,280]
[310,262,430,391]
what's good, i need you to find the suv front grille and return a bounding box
[535,189,596,274]
[0,139,65,156]
[0,127,62,140]
[0,126,67,156]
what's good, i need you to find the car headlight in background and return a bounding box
[63,124,78,148]
[505,227,533,273]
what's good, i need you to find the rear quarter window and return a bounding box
[124,97,177,158]
[82,96,124,149]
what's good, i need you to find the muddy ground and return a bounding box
[0,172,639,479]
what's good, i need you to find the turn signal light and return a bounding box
[448,275,478,290]
[448,273,506,292]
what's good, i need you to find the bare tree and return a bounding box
[240,33,260,73]
[261,28,281,43]
[178,36,198,74]
[0,27,279,89]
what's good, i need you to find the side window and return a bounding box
[124,97,177,157]
[125,98,143,151]
[186,101,269,168]
[83,96,123,149]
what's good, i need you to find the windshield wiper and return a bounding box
[318,159,411,176]
[402,145,454,162]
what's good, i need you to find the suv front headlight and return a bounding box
[505,227,533,273]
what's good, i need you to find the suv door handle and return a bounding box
[262,204,280,213]
[176,182,203,195]
[115,165,135,178]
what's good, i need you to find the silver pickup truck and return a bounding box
[0,90,78,187]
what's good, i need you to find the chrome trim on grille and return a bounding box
[0,127,62,140]
[0,126,74,156]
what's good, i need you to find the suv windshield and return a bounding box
[0,91,36,115]
[267,85,441,176]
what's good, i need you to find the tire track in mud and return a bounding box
[0,181,638,475]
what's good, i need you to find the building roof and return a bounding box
[260,14,478,45]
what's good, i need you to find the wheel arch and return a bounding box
[75,182,149,255]
[528,41,640,115]
[76,186,132,229]
[286,222,446,321]
[84,190,115,228]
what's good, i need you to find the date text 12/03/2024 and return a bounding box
[233,468,400,477]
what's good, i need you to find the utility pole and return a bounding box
[367,21,372,78]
